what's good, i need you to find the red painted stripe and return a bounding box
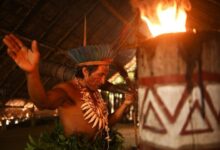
[139,71,220,86]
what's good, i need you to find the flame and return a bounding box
[140,2,188,37]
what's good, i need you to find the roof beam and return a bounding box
[8,1,100,98]
[42,0,99,61]
[55,1,99,46]
[0,0,42,52]
[99,0,128,25]
[0,0,43,91]
[0,28,66,91]
[39,5,69,40]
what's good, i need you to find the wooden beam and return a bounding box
[7,1,100,98]
[100,0,128,25]
[0,28,66,53]
[13,0,43,32]
[0,0,44,90]
[39,4,69,40]
[0,0,42,52]
[56,1,99,46]
[0,28,66,89]
[43,0,99,61]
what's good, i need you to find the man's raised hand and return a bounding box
[3,34,40,73]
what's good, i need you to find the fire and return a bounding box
[141,2,187,37]
[131,0,191,37]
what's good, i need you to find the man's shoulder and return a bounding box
[51,80,81,102]
[53,80,78,91]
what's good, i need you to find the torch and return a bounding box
[131,0,220,149]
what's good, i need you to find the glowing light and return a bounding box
[119,93,123,99]
[26,113,30,118]
[193,28,197,33]
[109,93,114,113]
[15,120,19,124]
[6,120,10,125]
[140,2,188,37]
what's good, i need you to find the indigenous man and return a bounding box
[3,34,134,149]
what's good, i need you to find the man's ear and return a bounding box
[82,67,89,78]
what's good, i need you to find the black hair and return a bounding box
[75,65,99,78]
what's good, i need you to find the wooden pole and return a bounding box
[83,15,87,47]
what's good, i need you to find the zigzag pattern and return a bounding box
[139,72,220,134]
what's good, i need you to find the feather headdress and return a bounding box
[68,45,116,67]
[67,44,136,93]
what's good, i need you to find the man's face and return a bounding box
[85,65,109,91]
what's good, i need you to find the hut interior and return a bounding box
[0,0,220,150]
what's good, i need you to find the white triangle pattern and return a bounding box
[157,85,185,115]
[185,107,209,131]
[144,105,163,129]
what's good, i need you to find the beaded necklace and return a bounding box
[75,79,111,143]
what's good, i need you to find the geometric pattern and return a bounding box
[142,101,167,134]
[139,71,220,134]
[180,100,213,135]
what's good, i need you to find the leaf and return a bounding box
[58,134,65,141]
[25,143,35,150]
[28,135,38,147]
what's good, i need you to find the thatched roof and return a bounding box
[0,0,220,102]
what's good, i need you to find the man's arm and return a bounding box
[3,34,67,109]
[108,93,134,126]
[26,69,68,109]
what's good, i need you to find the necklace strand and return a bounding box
[75,79,111,144]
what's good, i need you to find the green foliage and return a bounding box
[25,123,124,150]
[108,129,124,150]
